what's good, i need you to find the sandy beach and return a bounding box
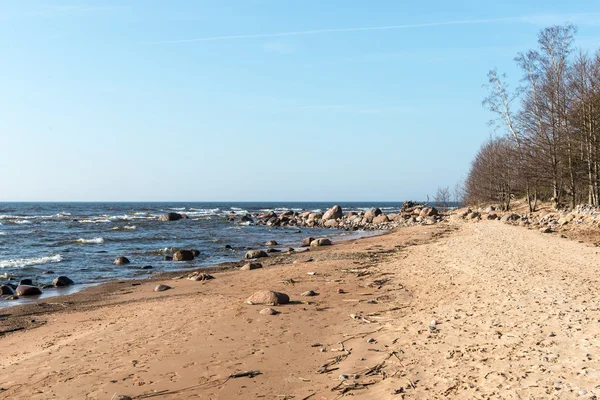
[1,217,600,399]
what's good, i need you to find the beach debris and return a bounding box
[52,276,74,287]
[110,394,132,400]
[154,284,171,292]
[244,250,269,259]
[350,314,373,324]
[187,272,214,281]
[338,289,346,294]
[301,290,318,297]
[311,238,332,247]
[317,354,348,374]
[240,263,262,271]
[246,290,290,305]
[113,256,130,265]
[0,285,15,296]
[265,240,278,246]
[307,272,316,275]
[173,250,194,261]
[259,307,280,315]
[282,279,296,285]
[229,370,261,379]
[15,285,42,296]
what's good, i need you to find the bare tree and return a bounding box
[434,186,451,211]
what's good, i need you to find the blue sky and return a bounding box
[1,1,600,201]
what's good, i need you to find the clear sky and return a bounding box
[2,1,600,201]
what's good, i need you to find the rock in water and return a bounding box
[113,256,130,265]
[240,263,262,271]
[52,276,74,287]
[310,238,332,247]
[154,284,171,292]
[158,212,182,222]
[244,250,269,259]
[246,290,290,305]
[301,237,315,247]
[0,285,15,295]
[173,250,195,261]
[15,285,42,296]
[322,205,343,220]
[18,279,33,286]
[265,240,278,246]
[259,307,280,315]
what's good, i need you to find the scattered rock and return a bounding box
[244,250,269,259]
[310,238,332,247]
[15,285,42,296]
[246,290,290,305]
[18,279,33,286]
[259,307,280,315]
[52,276,74,287]
[164,255,173,261]
[142,265,153,270]
[113,256,130,265]
[187,272,214,281]
[240,263,262,271]
[224,244,233,250]
[42,270,54,275]
[191,249,201,257]
[154,284,171,292]
[301,237,315,247]
[173,250,195,261]
[0,285,15,295]
[265,240,278,246]
[540,227,553,234]
[266,248,281,253]
[367,338,376,344]
[301,290,317,297]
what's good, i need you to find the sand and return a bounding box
[1,218,600,399]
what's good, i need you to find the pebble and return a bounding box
[548,332,556,337]
[579,390,588,395]
[301,290,317,297]
[259,307,280,315]
[367,338,376,343]
[430,320,437,326]
[307,272,316,275]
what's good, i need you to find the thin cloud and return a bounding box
[147,13,600,44]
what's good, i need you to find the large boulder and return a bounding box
[420,207,439,217]
[240,263,262,271]
[373,214,390,224]
[324,219,339,228]
[310,238,332,247]
[113,256,130,265]
[364,208,382,222]
[0,285,15,295]
[244,250,269,259]
[16,285,42,296]
[301,237,315,247]
[173,250,195,261]
[246,290,290,305]
[158,212,183,222]
[52,276,74,287]
[240,215,254,223]
[322,205,343,221]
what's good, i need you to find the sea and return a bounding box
[0,202,411,298]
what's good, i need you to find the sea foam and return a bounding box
[76,237,105,244]
[0,254,63,269]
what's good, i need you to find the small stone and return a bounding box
[430,320,437,326]
[579,390,588,396]
[154,284,171,292]
[113,256,130,265]
[265,240,278,246]
[187,272,214,281]
[259,307,279,315]
[246,290,289,305]
[337,289,346,294]
[141,265,153,269]
[307,272,316,275]
[301,290,317,297]
[548,332,556,337]
[42,270,54,275]
[367,338,376,344]
[52,276,74,287]
[339,374,349,380]
[244,250,269,259]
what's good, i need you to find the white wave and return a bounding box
[76,237,105,244]
[110,225,136,231]
[230,207,243,211]
[0,254,63,269]
[109,215,131,221]
[79,219,111,224]
[14,220,32,224]
[0,232,5,235]
[168,207,186,211]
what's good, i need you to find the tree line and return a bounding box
[465,24,600,211]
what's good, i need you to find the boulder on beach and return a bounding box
[420,207,439,217]
[246,290,290,305]
[259,307,280,315]
[311,238,332,247]
[173,250,195,261]
[373,214,390,224]
[187,272,214,281]
[364,208,382,222]
[0,285,15,295]
[154,284,171,292]
[158,212,183,222]
[18,279,33,286]
[244,250,269,259]
[113,256,130,265]
[322,205,343,221]
[324,219,339,228]
[265,240,278,246]
[52,276,74,287]
[300,237,315,247]
[15,285,42,296]
[240,263,262,271]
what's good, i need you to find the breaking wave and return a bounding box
[0,254,63,269]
